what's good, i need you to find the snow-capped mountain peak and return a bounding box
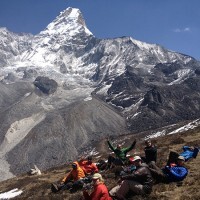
[39,7,92,37]
[6,7,95,83]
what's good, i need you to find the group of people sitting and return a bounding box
[51,138,199,200]
[51,156,98,192]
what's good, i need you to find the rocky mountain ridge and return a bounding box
[0,7,200,181]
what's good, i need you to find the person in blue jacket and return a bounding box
[148,156,188,183]
[179,146,199,161]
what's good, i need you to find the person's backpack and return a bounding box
[167,151,179,165]
[168,166,188,182]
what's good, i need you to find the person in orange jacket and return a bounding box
[62,161,85,182]
[80,156,99,175]
[51,161,85,192]
[83,173,112,200]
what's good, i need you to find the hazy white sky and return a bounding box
[0,0,199,60]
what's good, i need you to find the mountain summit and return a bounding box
[42,7,92,36]
[0,7,200,182]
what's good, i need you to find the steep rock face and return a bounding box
[28,7,94,62]
[98,57,200,132]
[126,77,200,132]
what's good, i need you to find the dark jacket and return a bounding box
[121,165,153,194]
[144,145,157,163]
[107,140,136,161]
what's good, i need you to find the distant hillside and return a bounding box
[0,126,199,200]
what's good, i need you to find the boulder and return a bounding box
[33,76,58,94]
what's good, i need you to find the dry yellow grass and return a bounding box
[0,128,199,200]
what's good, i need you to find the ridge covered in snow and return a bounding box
[0,7,195,88]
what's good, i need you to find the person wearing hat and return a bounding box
[51,161,85,192]
[148,155,188,183]
[109,156,153,199]
[119,157,137,176]
[83,173,112,200]
[107,139,136,168]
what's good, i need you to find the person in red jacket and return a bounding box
[83,173,112,200]
[80,156,99,175]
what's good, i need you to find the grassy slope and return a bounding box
[0,128,199,200]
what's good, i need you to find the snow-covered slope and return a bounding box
[0,8,196,87]
[0,27,33,67]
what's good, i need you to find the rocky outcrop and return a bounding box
[33,76,58,94]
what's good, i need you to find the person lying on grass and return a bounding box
[148,155,188,183]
